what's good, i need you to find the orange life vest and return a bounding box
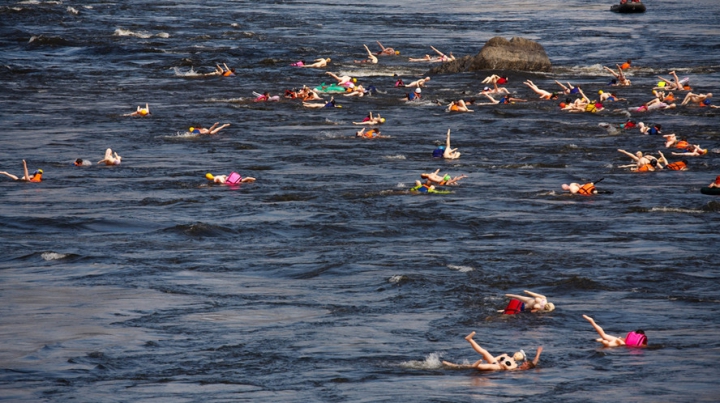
[666,161,687,171]
[30,174,42,183]
[675,140,690,150]
[577,182,596,195]
[636,164,653,172]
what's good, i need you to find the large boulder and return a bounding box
[428,37,552,74]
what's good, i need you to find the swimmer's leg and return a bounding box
[210,124,230,134]
[0,171,20,180]
[583,315,619,343]
[22,160,30,182]
[465,332,496,363]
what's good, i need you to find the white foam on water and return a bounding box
[41,252,67,261]
[399,352,443,369]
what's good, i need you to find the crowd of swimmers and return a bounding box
[3,43,716,376]
[4,44,716,197]
[441,289,648,372]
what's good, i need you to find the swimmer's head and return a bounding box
[415,88,421,93]
[420,173,430,179]
[205,173,214,180]
[657,81,666,88]
[559,102,566,108]
[699,148,708,155]
[636,151,643,157]
[74,158,83,166]
[352,77,357,83]
[598,90,604,95]
[484,87,490,91]
[189,127,194,132]
[543,302,555,312]
[380,118,386,123]
[34,169,43,175]
[443,174,451,181]
[513,350,526,361]
[326,58,331,62]
[562,184,570,191]
[715,175,720,184]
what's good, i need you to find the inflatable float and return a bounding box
[314,83,348,93]
[610,2,646,13]
[700,187,720,195]
[409,185,452,195]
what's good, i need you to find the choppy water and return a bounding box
[1,0,720,401]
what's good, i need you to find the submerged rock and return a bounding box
[428,37,552,74]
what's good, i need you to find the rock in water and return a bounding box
[428,37,552,74]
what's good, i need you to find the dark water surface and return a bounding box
[2,0,720,401]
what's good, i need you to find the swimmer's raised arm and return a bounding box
[531,347,543,366]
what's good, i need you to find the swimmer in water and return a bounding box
[446,99,474,112]
[353,111,385,125]
[561,180,600,195]
[402,87,422,101]
[479,83,510,95]
[127,103,151,117]
[74,158,92,166]
[657,151,688,171]
[482,74,509,85]
[420,169,466,186]
[442,331,543,371]
[603,64,631,86]
[598,90,625,102]
[354,44,378,64]
[619,59,632,70]
[355,127,387,139]
[499,290,556,314]
[299,58,331,68]
[205,172,256,184]
[554,81,581,95]
[681,92,712,106]
[618,149,657,170]
[655,71,690,92]
[203,63,235,77]
[404,77,431,88]
[375,41,399,56]
[583,315,648,348]
[344,84,366,97]
[707,175,720,188]
[523,80,559,100]
[442,129,461,159]
[671,144,708,157]
[189,123,230,135]
[429,46,455,62]
[303,96,341,109]
[0,160,42,182]
[97,148,122,166]
[325,72,356,86]
[638,122,662,135]
[482,93,527,104]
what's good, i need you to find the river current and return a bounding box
[1,0,719,401]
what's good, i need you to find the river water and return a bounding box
[1,0,719,401]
